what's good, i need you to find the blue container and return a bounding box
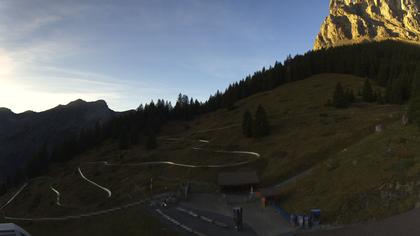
[297,215,304,227]
[310,209,321,225]
[304,215,310,229]
[289,214,296,227]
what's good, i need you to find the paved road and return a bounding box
[179,193,294,236]
[153,205,257,236]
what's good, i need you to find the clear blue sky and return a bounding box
[0,0,329,112]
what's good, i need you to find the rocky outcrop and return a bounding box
[314,0,420,50]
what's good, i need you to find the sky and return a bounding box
[0,0,329,113]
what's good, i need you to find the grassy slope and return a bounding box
[280,119,420,224]
[0,73,409,234]
[17,207,174,236]
[170,73,402,185]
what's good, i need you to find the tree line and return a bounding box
[1,95,204,191]
[242,105,271,138]
[328,78,386,108]
[3,40,420,194]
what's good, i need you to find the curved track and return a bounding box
[1,127,261,222]
[0,183,28,211]
[192,124,239,134]
[109,137,261,168]
[85,138,260,168]
[78,167,112,198]
[50,186,62,206]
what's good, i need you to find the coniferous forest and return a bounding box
[3,40,420,194]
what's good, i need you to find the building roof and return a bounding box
[217,171,259,186]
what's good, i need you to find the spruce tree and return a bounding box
[376,90,385,104]
[362,78,374,102]
[390,79,404,104]
[25,144,49,178]
[409,70,420,126]
[409,91,420,127]
[345,88,355,104]
[254,105,270,137]
[242,110,253,137]
[385,81,393,103]
[118,131,129,150]
[146,131,157,150]
[332,83,348,108]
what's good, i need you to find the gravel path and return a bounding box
[85,138,261,169]
[78,167,112,198]
[50,186,62,206]
[0,183,28,211]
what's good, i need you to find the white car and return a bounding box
[0,223,31,236]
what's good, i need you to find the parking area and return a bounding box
[152,205,257,236]
[177,193,294,236]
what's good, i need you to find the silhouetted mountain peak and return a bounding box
[53,99,111,112]
[67,98,87,106]
[0,98,116,179]
[0,107,14,115]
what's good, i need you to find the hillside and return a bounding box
[280,111,420,224]
[0,73,408,235]
[0,99,115,180]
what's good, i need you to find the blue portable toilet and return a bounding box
[310,209,321,226]
[303,215,310,228]
[0,223,31,236]
[289,213,297,227]
[296,214,304,227]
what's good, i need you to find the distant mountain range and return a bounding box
[315,0,420,49]
[0,99,115,180]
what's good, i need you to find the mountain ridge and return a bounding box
[0,99,110,116]
[0,99,115,180]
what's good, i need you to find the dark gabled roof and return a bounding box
[217,171,259,186]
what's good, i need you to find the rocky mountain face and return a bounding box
[0,99,115,180]
[314,0,420,50]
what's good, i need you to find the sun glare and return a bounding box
[0,50,16,76]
